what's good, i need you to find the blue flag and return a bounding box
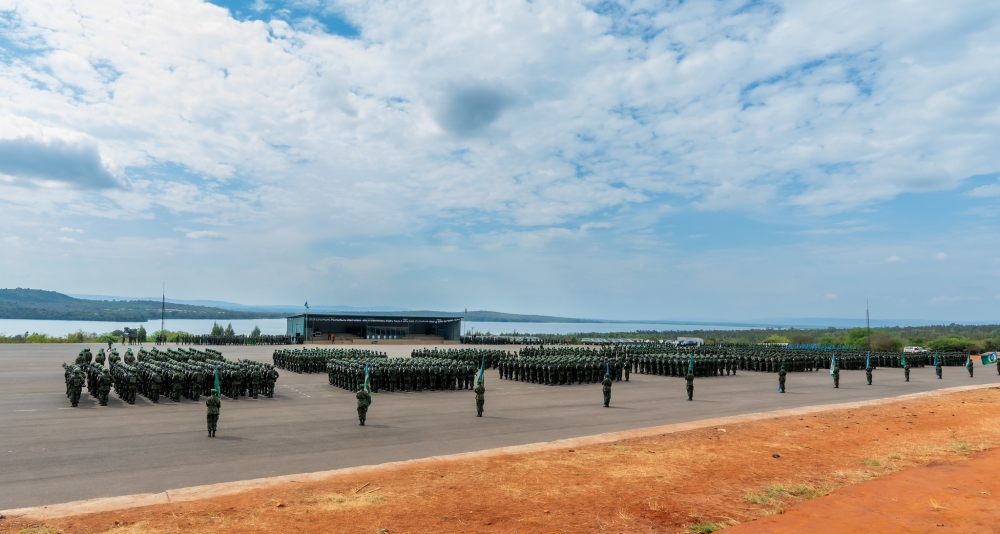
[478,357,485,384]
[304,301,309,309]
[866,352,871,369]
[606,362,611,376]
[830,353,836,376]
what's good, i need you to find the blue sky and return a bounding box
[0,0,999,322]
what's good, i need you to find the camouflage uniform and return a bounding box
[206,389,221,437]
[356,385,371,426]
[602,374,612,407]
[474,379,485,417]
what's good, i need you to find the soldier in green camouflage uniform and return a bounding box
[68,367,84,407]
[97,368,112,406]
[206,388,221,437]
[935,358,943,379]
[778,362,786,393]
[356,383,371,425]
[602,373,612,407]
[474,375,485,417]
[904,357,910,382]
[865,361,874,386]
[965,356,974,378]
[833,359,840,388]
[685,370,694,400]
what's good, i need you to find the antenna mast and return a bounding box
[866,300,871,352]
[161,282,165,343]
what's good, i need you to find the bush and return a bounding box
[762,334,791,344]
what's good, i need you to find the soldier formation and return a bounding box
[62,346,278,407]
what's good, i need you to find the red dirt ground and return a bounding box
[4,387,1000,534]
[726,447,1000,533]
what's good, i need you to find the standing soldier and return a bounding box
[935,357,943,379]
[685,370,694,400]
[68,368,84,407]
[602,373,612,408]
[866,362,874,386]
[965,355,974,378]
[778,362,786,393]
[903,355,911,382]
[474,375,485,417]
[205,388,221,437]
[356,383,371,426]
[833,359,841,389]
[97,368,112,406]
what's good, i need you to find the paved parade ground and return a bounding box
[2,343,998,510]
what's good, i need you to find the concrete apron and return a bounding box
[4,382,996,520]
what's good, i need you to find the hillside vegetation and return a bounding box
[0,288,286,322]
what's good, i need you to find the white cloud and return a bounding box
[936,252,947,260]
[885,255,903,263]
[59,227,83,233]
[57,236,77,243]
[968,184,1000,198]
[186,231,226,240]
[823,292,838,301]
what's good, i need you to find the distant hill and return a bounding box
[0,289,287,322]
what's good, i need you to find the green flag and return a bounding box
[214,364,221,395]
[829,354,836,376]
[900,353,907,367]
[477,357,485,384]
[982,352,997,365]
[688,356,694,374]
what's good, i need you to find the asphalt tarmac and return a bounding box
[2,343,997,510]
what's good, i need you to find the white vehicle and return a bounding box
[676,337,704,347]
[903,346,928,353]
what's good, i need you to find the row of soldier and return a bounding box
[62,348,279,407]
[273,348,387,373]
[160,333,292,346]
[326,356,481,392]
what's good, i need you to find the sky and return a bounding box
[0,0,999,322]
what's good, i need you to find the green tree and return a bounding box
[211,322,224,336]
[928,334,977,352]
[789,333,814,344]
[225,323,235,336]
[138,325,147,343]
[870,332,903,352]
[250,325,261,339]
[762,334,791,344]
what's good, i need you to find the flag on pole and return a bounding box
[304,301,309,309]
[606,363,611,376]
[982,352,998,365]
[830,353,836,376]
[866,352,871,369]
[214,364,221,395]
[901,353,907,367]
[688,356,694,374]
[477,357,485,384]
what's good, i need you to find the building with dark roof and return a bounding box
[286,313,462,344]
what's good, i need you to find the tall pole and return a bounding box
[161,282,165,343]
[866,300,871,352]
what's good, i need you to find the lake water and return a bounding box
[463,321,769,335]
[0,318,774,338]
[0,318,290,337]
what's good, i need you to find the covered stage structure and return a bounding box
[286,313,463,344]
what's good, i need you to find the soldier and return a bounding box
[685,370,694,400]
[866,363,873,386]
[778,362,786,393]
[474,374,485,417]
[935,358,943,379]
[602,373,612,407]
[965,356,974,378]
[97,368,112,406]
[833,359,840,389]
[68,368,84,407]
[356,383,371,426]
[904,357,911,382]
[206,388,221,437]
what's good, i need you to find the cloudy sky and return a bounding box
[0,0,998,322]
